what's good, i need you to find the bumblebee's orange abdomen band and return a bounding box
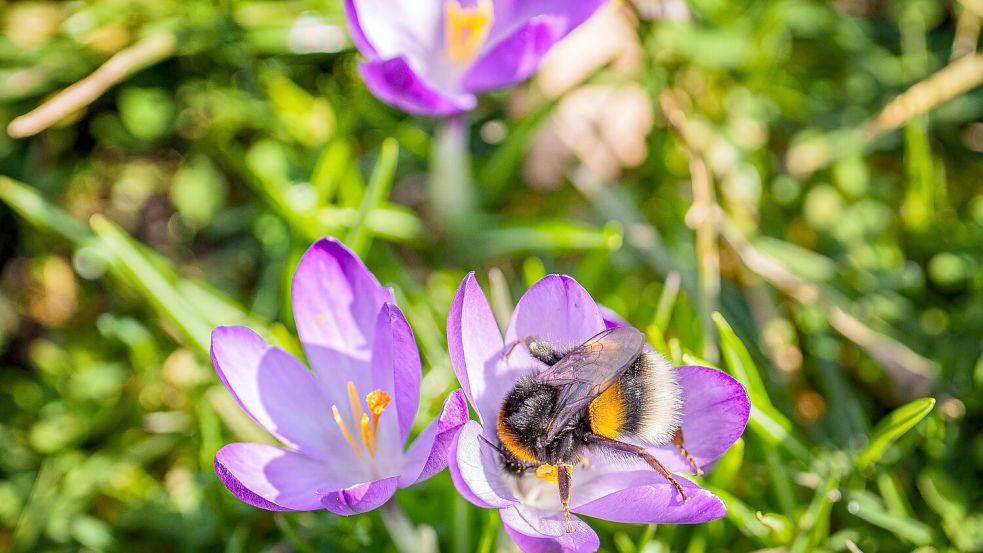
[588,382,625,438]
[497,413,539,464]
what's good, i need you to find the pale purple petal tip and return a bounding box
[215,456,288,512]
[497,0,609,43]
[658,365,751,470]
[214,443,339,511]
[501,505,600,553]
[319,476,399,516]
[398,389,470,487]
[359,57,476,117]
[210,326,336,460]
[505,274,606,350]
[447,272,506,424]
[343,0,377,58]
[462,16,565,93]
[292,237,392,388]
[448,420,517,509]
[597,304,628,328]
[371,302,421,443]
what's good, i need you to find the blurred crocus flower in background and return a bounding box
[211,238,467,514]
[446,273,750,552]
[344,0,607,115]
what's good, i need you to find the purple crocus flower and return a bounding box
[344,0,608,116]
[446,273,750,552]
[211,237,468,514]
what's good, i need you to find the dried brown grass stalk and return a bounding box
[7,33,177,139]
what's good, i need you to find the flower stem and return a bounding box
[428,114,475,235]
[380,498,438,553]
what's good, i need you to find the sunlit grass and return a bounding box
[1,0,980,551]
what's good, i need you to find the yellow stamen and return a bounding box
[332,404,365,460]
[361,413,375,457]
[347,381,365,429]
[333,382,393,461]
[444,0,494,63]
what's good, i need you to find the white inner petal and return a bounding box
[502,456,615,512]
[354,0,442,60]
[508,474,561,511]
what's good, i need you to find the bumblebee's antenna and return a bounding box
[479,434,537,474]
[477,434,507,456]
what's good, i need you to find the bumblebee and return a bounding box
[493,326,702,532]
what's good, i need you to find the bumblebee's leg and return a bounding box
[672,428,704,476]
[505,337,561,365]
[587,435,688,502]
[557,463,574,533]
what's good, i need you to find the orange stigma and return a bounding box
[331,381,392,460]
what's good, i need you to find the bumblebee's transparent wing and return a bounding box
[534,326,646,441]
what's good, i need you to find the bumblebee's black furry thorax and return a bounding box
[499,376,591,466]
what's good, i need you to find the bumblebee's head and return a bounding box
[497,377,556,464]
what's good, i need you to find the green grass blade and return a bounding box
[856,397,935,471]
[0,176,93,245]
[90,215,212,355]
[346,137,399,254]
[748,404,810,462]
[713,312,770,409]
[844,490,933,545]
[704,486,774,545]
[790,466,840,553]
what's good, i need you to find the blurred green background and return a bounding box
[1,0,981,551]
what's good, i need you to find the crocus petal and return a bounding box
[211,326,336,460]
[571,471,725,524]
[501,504,600,553]
[461,16,565,93]
[448,420,518,508]
[505,274,606,353]
[596,304,628,328]
[398,389,469,487]
[291,238,392,404]
[214,443,340,511]
[371,302,421,444]
[489,0,607,44]
[651,365,750,472]
[343,0,378,58]
[447,272,507,424]
[319,476,399,516]
[359,57,477,116]
[346,0,443,63]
